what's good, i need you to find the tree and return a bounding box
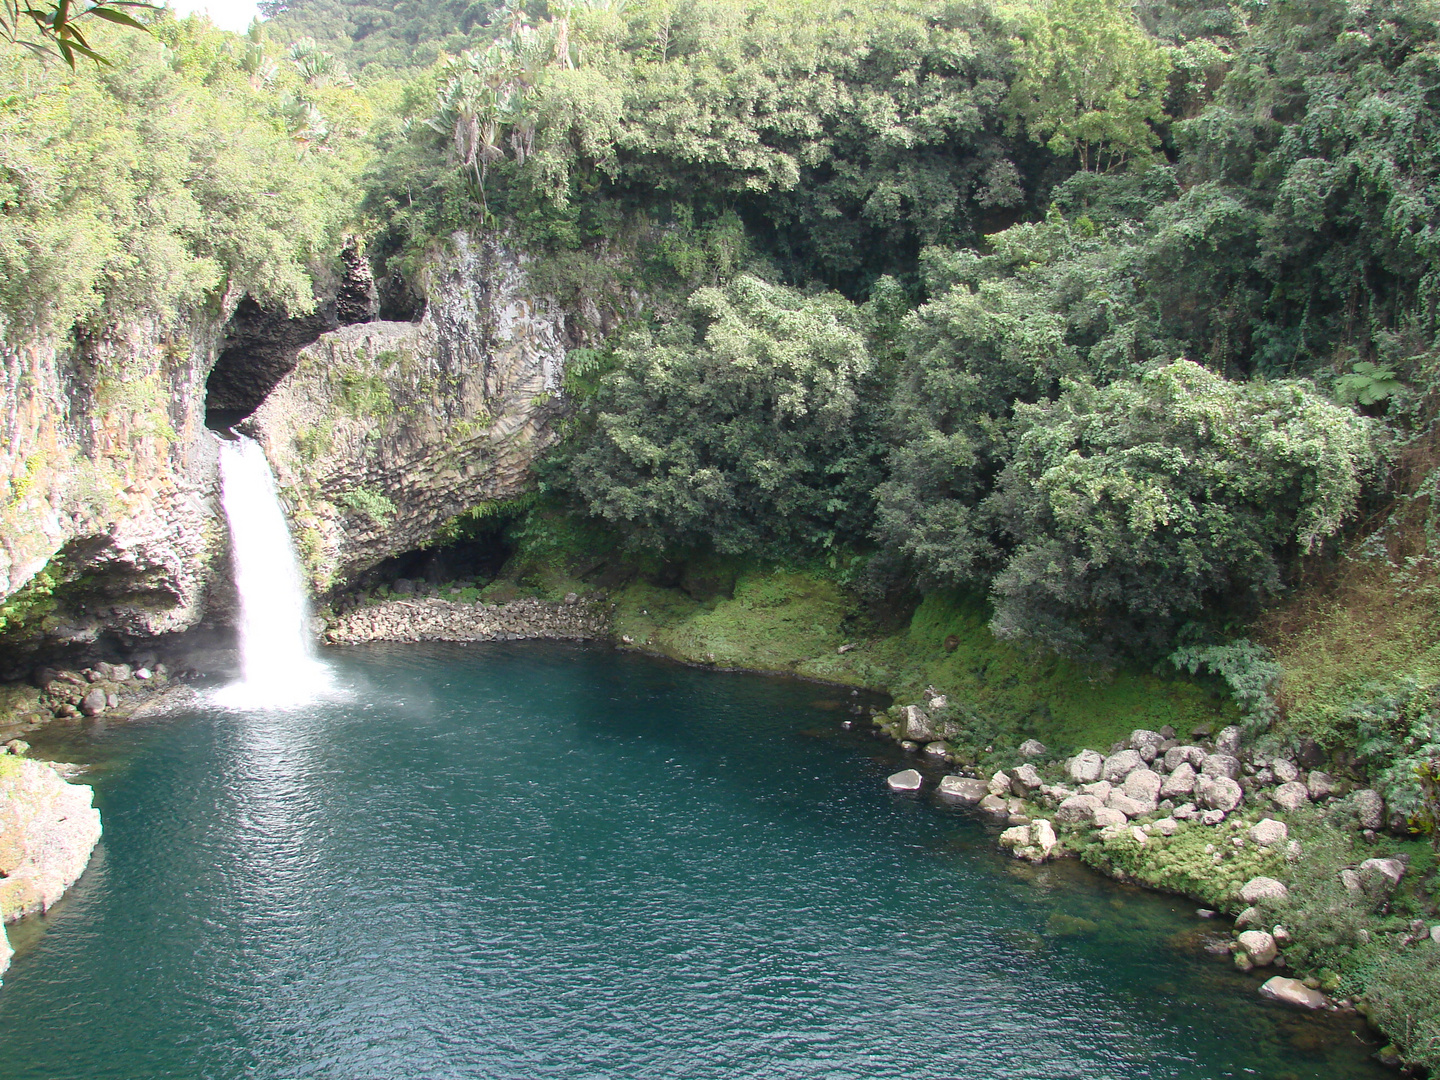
[986,360,1375,658]
[1007,0,1172,171]
[551,274,887,558]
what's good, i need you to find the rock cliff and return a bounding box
[0,310,229,669]
[247,234,585,593]
[0,231,590,667]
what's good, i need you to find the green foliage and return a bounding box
[1354,679,1440,839]
[1006,0,1172,171]
[338,486,396,523]
[2,0,157,69]
[334,366,393,417]
[0,565,58,635]
[1365,948,1440,1072]
[551,274,887,559]
[0,12,365,342]
[1078,816,1285,909]
[1336,362,1403,408]
[987,362,1375,658]
[1169,638,1281,731]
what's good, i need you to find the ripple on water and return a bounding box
[0,642,1389,1080]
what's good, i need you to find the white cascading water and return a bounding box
[214,435,332,709]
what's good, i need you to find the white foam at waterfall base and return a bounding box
[213,435,334,709]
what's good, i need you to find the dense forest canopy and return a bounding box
[5,0,1438,666]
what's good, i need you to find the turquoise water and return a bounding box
[0,643,1388,1079]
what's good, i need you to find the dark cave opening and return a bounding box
[338,522,518,609]
[204,244,381,429]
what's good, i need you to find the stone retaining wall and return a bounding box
[324,596,611,645]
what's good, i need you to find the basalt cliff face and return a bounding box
[0,310,228,672]
[0,233,596,668]
[246,235,600,594]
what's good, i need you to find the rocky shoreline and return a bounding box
[877,692,1432,1066]
[323,594,612,645]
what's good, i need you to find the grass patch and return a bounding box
[1260,556,1440,746]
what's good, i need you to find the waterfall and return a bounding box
[214,435,332,709]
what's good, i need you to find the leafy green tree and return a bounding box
[551,273,887,557]
[1006,0,1172,171]
[986,361,1375,658]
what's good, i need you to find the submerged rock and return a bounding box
[1259,976,1328,1010]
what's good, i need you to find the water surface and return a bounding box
[0,643,1387,1079]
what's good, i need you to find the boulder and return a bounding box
[886,769,923,792]
[1163,744,1207,773]
[1123,768,1163,805]
[1235,906,1262,928]
[1359,857,1406,889]
[1249,819,1289,846]
[1009,763,1043,795]
[1240,877,1290,904]
[1306,771,1337,800]
[1238,930,1278,966]
[79,689,107,717]
[1339,868,1362,894]
[1031,818,1058,854]
[1129,729,1166,763]
[1215,725,1244,756]
[1160,762,1197,799]
[1067,749,1105,784]
[978,794,1010,816]
[1271,758,1299,784]
[1201,753,1242,780]
[988,771,1012,797]
[1200,809,1227,826]
[900,705,936,743]
[0,924,9,983]
[1197,775,1244,812]
[922,741,949,757]
[1352,789,1385,831]
[1431,925,1440,946]
[1259,977,1327,1010]
[1082,780,1113,801]
[1055,793,1106,824]
[1151,816,1180,837]
[1103,749,1146,783]
[999,824,1031,849]
[1271,782,1310,812]
[1018,739,1047,758]
[1093,807,1128,828]
[1107,792,1154,819]
[937,776,988,803]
